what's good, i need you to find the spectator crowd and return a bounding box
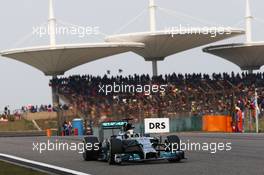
[20,104,70,113]
[50,72,264,124]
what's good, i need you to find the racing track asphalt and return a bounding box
[0,133,263,175]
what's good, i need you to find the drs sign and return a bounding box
[144,118,170,134]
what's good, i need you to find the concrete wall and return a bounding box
[23,112,57,120]
[23,110,77,121]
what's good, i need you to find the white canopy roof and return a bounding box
[105,28,244,61]
[0,42,144,76]
[203,42,264,70]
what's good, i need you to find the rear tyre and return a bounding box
[83,136,100,161]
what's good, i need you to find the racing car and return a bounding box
[82,119,185,165]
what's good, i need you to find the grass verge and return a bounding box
[0,160,48,175]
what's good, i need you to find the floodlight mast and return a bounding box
[149,0,159,76]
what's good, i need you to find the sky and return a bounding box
[0,0,264,111]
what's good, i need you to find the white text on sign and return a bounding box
[144,118,170,134]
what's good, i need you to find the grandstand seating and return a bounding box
[50,72,264,124]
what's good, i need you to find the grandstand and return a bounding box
[50,73,264,126]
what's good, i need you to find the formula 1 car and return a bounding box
[82,119,185,165]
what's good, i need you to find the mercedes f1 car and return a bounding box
[82,119,185,165]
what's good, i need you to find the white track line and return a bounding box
[0,153,91,175]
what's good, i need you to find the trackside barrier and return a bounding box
[203,115,233,132]
[90,115,233,137]
[170,117,191,132]
[170,116,203,132]
[191,116,203,131]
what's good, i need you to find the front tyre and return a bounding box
[108,138,123,165]
[166,135,182,163]
[166,135,180,151]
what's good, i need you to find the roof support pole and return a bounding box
[245,0,253,43]
[49,0,56,46]
[49,0,60,134]
[149,0,158,76]
[48,0,58,104]
[51,75,62,135]
[51,76,59,107]
[149,0,157,32]
[152,60,158,76]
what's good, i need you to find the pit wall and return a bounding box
[23,112,57,120]
[23,110,75,121]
